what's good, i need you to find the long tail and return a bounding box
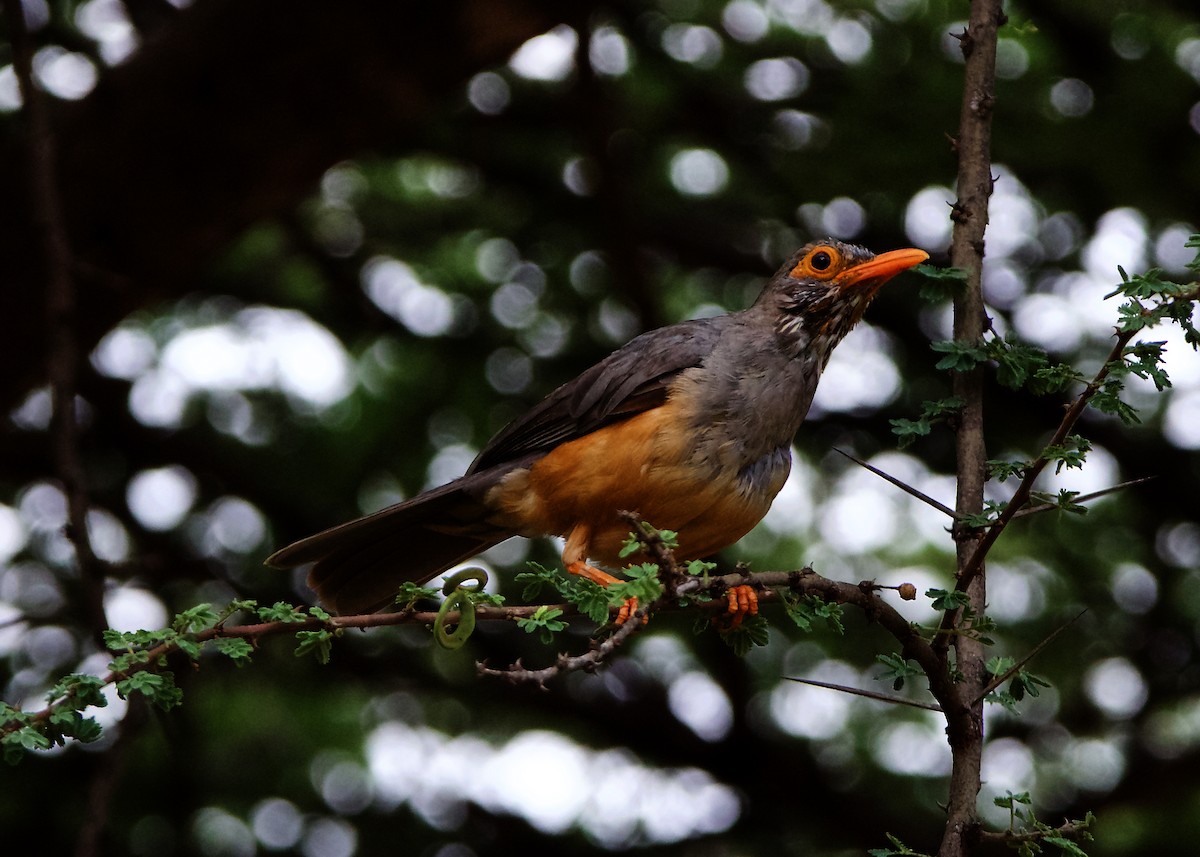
[267,471,513,615]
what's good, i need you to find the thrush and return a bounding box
[268,239,928,623]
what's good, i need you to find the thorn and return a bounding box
[834,448,961,520]
[784,676,942,712]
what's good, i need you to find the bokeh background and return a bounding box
[2,1,1200,855]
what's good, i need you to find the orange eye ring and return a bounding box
[790,244,842,280]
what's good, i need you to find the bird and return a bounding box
[267,238,928,624]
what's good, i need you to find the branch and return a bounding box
[941,2,1005,855]
[4,564,957,751]
[979,814,1094,846]
[954,328,1133,593]
[1008,476,1155,520]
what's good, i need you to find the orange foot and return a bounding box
[567,560,645,625]
[714,584,758,631]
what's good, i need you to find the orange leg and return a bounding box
[716,585,758,631]
[563,525,642,624]
[566,560,640,624]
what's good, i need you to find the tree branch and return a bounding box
[940,2,1006,855]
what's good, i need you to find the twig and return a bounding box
[782,676,943,712]
[971,609,1085,706]
[979,816,1093,845]
[476,612,645,688]
[1009,476,1155,519]
[834,448,961,519]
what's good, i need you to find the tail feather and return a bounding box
[267,470,514,615]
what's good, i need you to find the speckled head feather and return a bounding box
[755,238,928,362]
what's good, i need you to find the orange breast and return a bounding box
[484,399,789,567]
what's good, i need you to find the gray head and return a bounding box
[753,238,928,361]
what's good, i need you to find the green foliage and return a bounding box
[394,582,441,610]
[890,396,964,447]
[869,832,932,857]
[782,592,845,634]
[931,338,990,372]
[876,652,923,692]
[294,629,336,664]
[515,562,610,624]
[926,588,972,612]
[619,525,679,557]
[715,614,770,656]
[993,792,1095,857]
[985,658,1052,713]
[606,563,665,607]
[255,601,310,623]
[915,263,968,302]
[1041,435,1091,474]
[515,606,568,644]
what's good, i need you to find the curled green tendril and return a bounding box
[433,568,489,649]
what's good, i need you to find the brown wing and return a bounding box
[467,315,730,474]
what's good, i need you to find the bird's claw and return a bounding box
[614,596,647,625]
[714,584,758,631]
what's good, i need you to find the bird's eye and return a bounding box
[790,244,842,280]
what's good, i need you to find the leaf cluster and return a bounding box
[994,791,1095,857]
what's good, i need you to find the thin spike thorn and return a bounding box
[834,448,961,520]
[783,675,943,712]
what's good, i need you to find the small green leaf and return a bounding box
[516,606,568,644]
[173,603,219,633]
[931,339,989,372]
[927,588,971,611]
[214,637,254,664]
[717,614,770,656]
[257,602,309,623]
[295,629,335,664]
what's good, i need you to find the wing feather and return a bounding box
[467,316,729,474]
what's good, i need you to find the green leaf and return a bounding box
[931,339,989,372]
[783,592,845,634]
[717,614,770,656]
[295,629,335,664]
[516,606,568,644]
[986,656,1016,677]
[172,603,219,633]
[394,582,440,609]
[607,564,663,606]
[117,671,183,711]
[876,652,922,690]
[1044,836,1089,857]
[1030,362,1083,395]
[891,397,963,447]
[1042,434,1091,473]
[987,459,1029,482]
[915,263,967,302]
[214,637,254,664]
[257,602,309,623]
[927,588,972,611]
[46,674,107,710]
[1089,379,1140,424]
[994,790,1032,809]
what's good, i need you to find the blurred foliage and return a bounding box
[3,1,1200,856]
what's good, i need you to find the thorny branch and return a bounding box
[942,1,1005,855]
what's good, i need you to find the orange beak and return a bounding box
[838,247,928,290]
